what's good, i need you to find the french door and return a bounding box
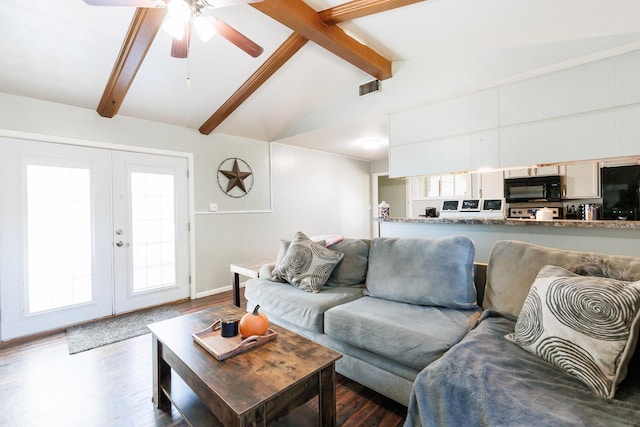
[111,151,190,313]
[0,138,190,340]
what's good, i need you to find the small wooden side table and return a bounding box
[229,260,270,307]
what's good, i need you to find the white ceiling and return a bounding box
[1,0,640,161]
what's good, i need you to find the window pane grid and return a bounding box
[130,172,176,292]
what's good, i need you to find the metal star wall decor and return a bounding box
[217,158,253,198]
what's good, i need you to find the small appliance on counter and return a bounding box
[508,206,562,219]
[439,199,505,219]
[565,204,578,219]
[535,207,555,221]
[579,204,601,221]
[438,200,461,218]
[460,199,481,212]
[424,207,437,217]
[480,199,506,219]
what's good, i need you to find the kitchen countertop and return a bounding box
[376,217,640,229]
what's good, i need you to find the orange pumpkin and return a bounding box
[239,305,269,337]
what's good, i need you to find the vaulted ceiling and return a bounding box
[2,0,640,161]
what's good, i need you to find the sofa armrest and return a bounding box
[474,262,487,308]
[259,263,277,280]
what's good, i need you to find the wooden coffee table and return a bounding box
[148,305,342,426]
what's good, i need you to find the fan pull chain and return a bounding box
[186,56,191,90]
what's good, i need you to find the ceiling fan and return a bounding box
[83,0,264,59]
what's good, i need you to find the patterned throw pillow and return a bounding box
[506,265,640,398]
[271,232,344,293]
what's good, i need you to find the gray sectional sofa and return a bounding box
[246,235,640,425]
[244,234,483,405]
[405,240,640,426]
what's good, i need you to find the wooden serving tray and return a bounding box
[192,319,277,361]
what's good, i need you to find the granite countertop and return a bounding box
[376,217,640,229]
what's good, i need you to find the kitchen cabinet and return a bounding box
[561,162,600,199]
[505,165,559,178]
[472,171,504,199]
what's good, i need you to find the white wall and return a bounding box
[195,143,372,295]
[0,93,372,296]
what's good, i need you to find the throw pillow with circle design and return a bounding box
[506,265,640,398]
[271,232,344,293]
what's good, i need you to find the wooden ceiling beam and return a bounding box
[319,0,425,25]
[96,7,166,118]
[252,0,392,81]
[99,0,420,132]
[199,33,308,135]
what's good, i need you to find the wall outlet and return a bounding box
[209,203,218,212]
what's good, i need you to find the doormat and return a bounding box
[66,306,180,355]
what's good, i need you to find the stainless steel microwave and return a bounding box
[504,175,562,203]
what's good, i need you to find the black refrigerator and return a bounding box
[601,165,640,220]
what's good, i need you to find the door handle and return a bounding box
[115,241,130,247]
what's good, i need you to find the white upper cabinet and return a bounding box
[472,170,504,199]
[499,122,553,168]
[615,104,640,158]
[389,50,640,178]
[550,111,616,163]
[500,77,548,126]
[505,165,560,178]
[616,51,640,106]
[561,162,600,199]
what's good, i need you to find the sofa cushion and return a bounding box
[364,236,477,309]
[484,240,640,318]
[271,231,344,293]
[243,278,363,333]
[506,265,640,399]
[324,296,481,370]
[325,238,370,287]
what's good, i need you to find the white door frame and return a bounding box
[371,172,411,238]
[371,172,391,238]
[0,129,197,300]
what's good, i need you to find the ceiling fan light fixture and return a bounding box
[194,15,217,42]
[163,0,191,38]
[167,0,191,19]
[163,15,187,40]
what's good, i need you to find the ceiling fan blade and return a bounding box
[83,0,166,7]
[171,22,192,58]
[201,0,262,8]
[209,17,263,58]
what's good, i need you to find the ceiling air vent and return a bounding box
[359,79,381,97]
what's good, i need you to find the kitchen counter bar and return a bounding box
[377,217,640,229]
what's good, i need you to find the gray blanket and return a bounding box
[404,312,640,427]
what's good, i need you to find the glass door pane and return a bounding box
[131,172,176,293]
[26,165,93,313]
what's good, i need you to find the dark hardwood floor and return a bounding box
[0,290,407,426]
